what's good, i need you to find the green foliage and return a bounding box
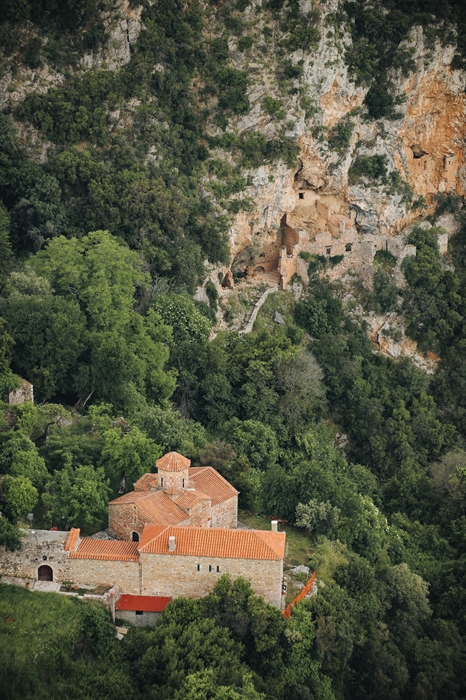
[327,118,354,155]
[348,154,388,185]
[2,475,38,521]
[43,461,110,532]
[0,518,22,550]
[263,96,285,120]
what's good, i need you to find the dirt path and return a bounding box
[239,286,278,334]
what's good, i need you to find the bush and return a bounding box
[364,83,395,119]
[348,154,388,185]
[328,118,354,155]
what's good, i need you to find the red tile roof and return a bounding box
[156,452,191,472]
[138,525,286,560]
[134,473,158,491]
[116,594,171,613]
[189,467,238,506]
[64,528,80,552]
[71,539,139,561]
[174,489,210,511]
[109,490,189,526]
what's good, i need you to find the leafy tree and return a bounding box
[44,461,110,531]
[296,499,341,538]
[99,425,162,494]
[2,475,38,521]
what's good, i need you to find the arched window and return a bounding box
[160,476,164,487]
[38,565,53,581]
[132,532,140,542]
[182,478,186,488]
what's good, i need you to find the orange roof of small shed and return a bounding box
[156,452,191,472]
[116,594,172,612]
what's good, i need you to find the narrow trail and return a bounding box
[239,286,279,334]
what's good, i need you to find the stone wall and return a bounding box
[116,609,161,627]
[211,496,238,529]
[140,553,283,608]
[185,497,211,527]
[0,531,71,582]
[70,558,139,594]
[8,380,34,405]
[159,468,189,492]
[108,503,164,540]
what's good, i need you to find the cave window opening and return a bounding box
[326,247,331,256]
[299,192,304,199]
[345,243,352,252]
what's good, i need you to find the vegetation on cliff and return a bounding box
[1,1,466,699]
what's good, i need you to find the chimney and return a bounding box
[271,520,278,532]
[168,535,176,552]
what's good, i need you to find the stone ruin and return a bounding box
[8,379,34,406]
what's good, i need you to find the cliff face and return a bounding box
[219,3,466,291]
[1,0,465,297]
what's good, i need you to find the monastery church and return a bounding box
[0,452,286,611]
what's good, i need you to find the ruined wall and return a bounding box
[211,496,238,529]
[8,380,34,405]
[140,553,283,608]
[0,531,71,582]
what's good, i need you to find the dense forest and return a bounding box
[2,0,466,698]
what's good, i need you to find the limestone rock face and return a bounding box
[81,0,143,71]
[221,3,466,290]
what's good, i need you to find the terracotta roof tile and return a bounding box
[136,492,188,525]
[71,539,139,561]
[134,473,158,491]
[174,489,210,511]
[64,528,80,552]
[138,526,286,560]
[109,490,188,526]
[116,594,172,613]
[139,524,167,549]
[156,452,191,472]
[189,467,238,506]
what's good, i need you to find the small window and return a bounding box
[345,243,352,252]
[197,564,201,571]
[209,565,213,572]
[160,477,164,487]
[42,555,48,561]
[132,532,139,542]
[136,611,143,616]
[182,478,185,488]
[216,566,220,573]
[299,192,304,199]
[326,247,331,255]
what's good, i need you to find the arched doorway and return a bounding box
[253,266,265,276]
[131,532,140,542]
[38,565,53,581]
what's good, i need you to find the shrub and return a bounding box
[328,118,354,155]
[348,155,388,185]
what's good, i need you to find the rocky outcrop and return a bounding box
[219,3,466,293]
